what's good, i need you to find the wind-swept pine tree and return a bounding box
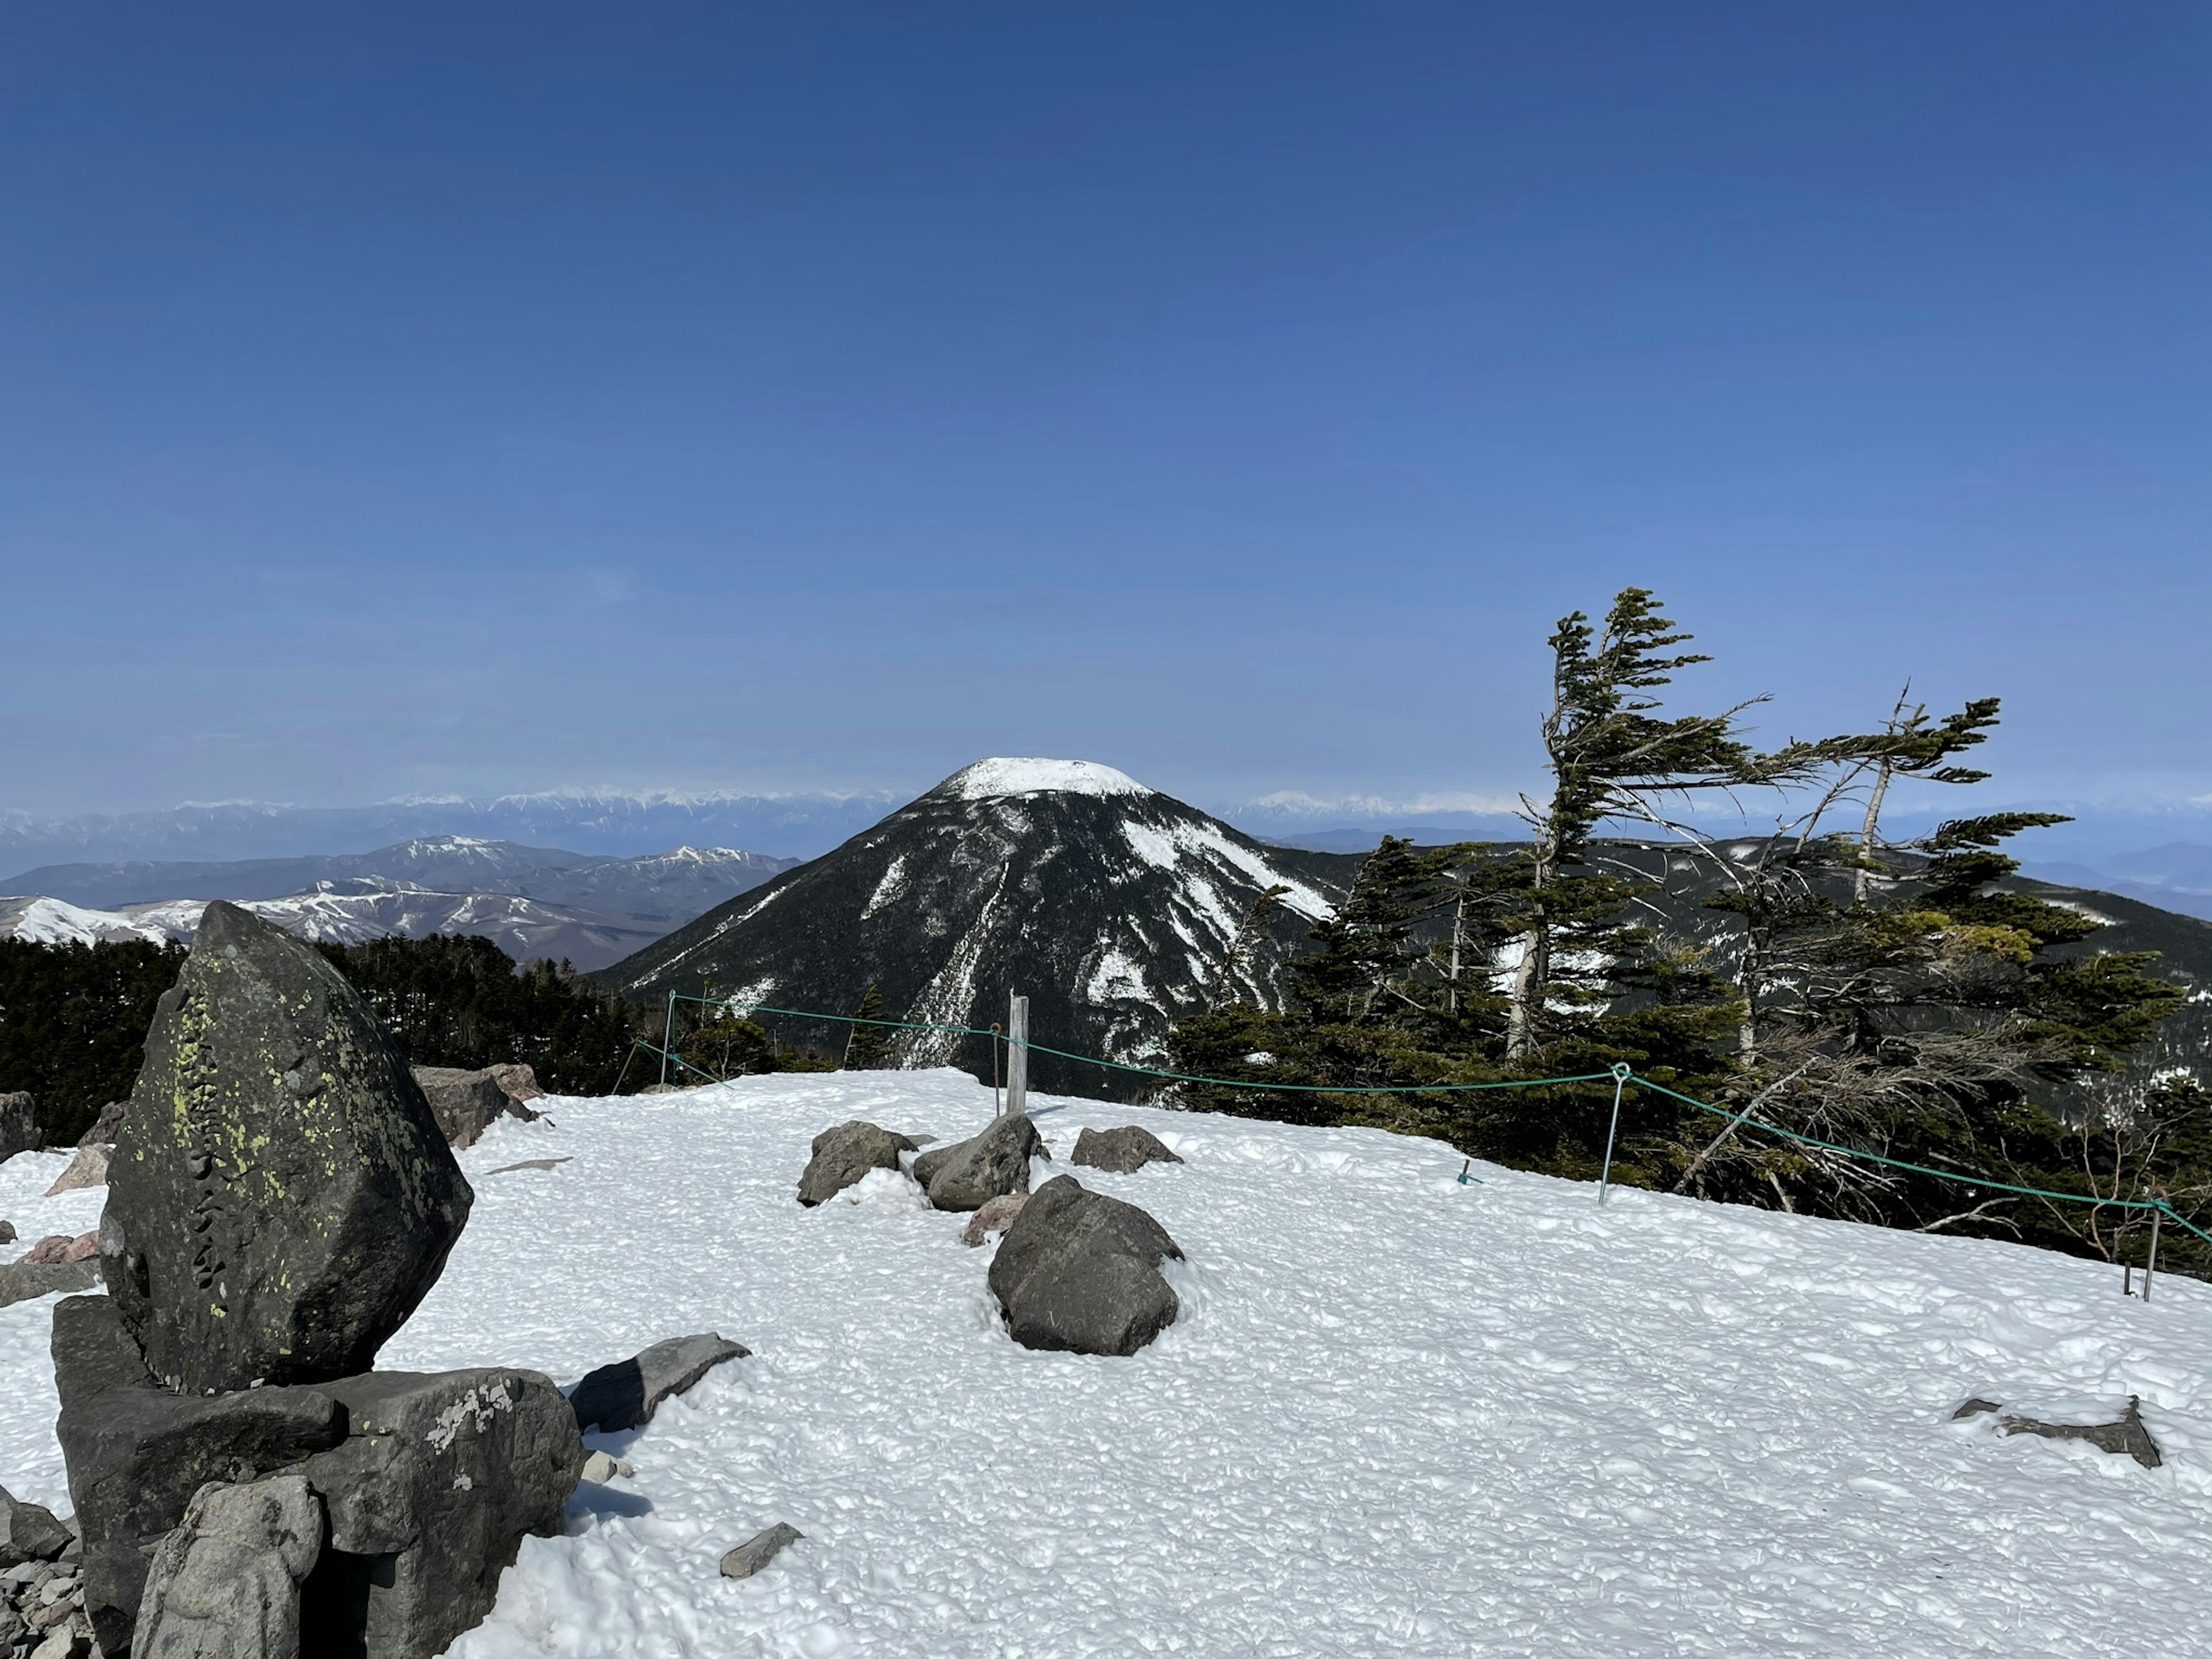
[842,983,896,1069]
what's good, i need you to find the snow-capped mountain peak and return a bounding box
[938,757,1154,802]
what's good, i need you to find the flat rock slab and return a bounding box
[484,1157,573,1176]
[1956,1394,2163,1468]
[133,1476,322,1659]
[1071,1125,1184,1174]
[719,1523,803,1580]
[570,1333,750,1433]
[912,1113,1047,1213]
[104,902,474,1393]
[798,1121,918,1207]
[988,1175,1183,1357]
[0,1259,101,1310]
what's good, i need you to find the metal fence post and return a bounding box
[660,990,676,1086]
[1005,994,1029,1118]
[1596,1063,1632,1206]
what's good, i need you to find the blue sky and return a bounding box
[4,2,2207,828]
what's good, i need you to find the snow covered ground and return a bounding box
[5,1071,2210,1657]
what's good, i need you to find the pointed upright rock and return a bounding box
[103,902,473,1393]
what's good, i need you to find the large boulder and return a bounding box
[485,1063,544,1106]
[103,902,473,1393]
[911,1113,1048,1213]
[54,1297,347,1654]
[569,1332,749,1433]
[291,1368,582,1659]
[987,1175,1183,1357]
[132,1476,323,1659]
[797,1121,918,1206]
[0,1092,33,1163]
[408,1066,537,1150]
[1071,1124,1184,1174]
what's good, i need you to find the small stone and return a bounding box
[28,1616,90,1658]
[797,1121,918,1207]
[961,1193,1029,1247]
[0,1220,15,1245]
[579,1450,620,1484]
[41,1148,108,1198]
[1071,1124,1184,1174]
[569,1334,749,1433]
[0,1490,71,1567]
[717,1522,803,1580]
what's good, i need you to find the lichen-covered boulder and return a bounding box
[103,902,473,1393]
[911,1113,1047,1213]
[1071,1124,1184,1174]
[988,1175,1183,1357]
[797,1121,918,1206]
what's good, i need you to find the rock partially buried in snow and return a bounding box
[131,1475,322,1659]
[1955,1394,2163,1468]
[987,1175,1183,1357]
[579,1450,633,1484]
[569,1332,750,1433]
[912,1113,1047,1213]
[43,1147,109,1196]
[411,1066,538,1149]
[1071,1124,1184,1174]
[961,1192,1028,1247]
[103,902,473,1392]
[718,1522,803,1580]
[797,1120,918,1207]
[0,1258,101,1309]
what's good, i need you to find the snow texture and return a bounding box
[7,1073,2210,1657]
[940,758,1153,802]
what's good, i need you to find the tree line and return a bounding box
[1170,588,2208,1278]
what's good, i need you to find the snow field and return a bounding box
[3,1070,2210,1656]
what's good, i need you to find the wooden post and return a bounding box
[1005,994,1029,1118]
[2144,1207,2163,1304]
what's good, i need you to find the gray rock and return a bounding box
[78,1102,130,1149]
[987,1175,1183,1357]
[0,1092,33,1164]
[51,1297,347,1655]
[484,1157,572,1176]
[1968,1394,2164,1469]
[17,1233,97,1267]
[797,1121,918,1207]
[42,1147,108,1196]
[0,1219,13,1245]
[410,1066,538,1150]
[1071,1124,1184,1174]
[291,1368,582,1659]
[484,1063,544,1106]
[0,1259,101,1310]
[103,901,474,1392]
[569,1332,749,1433]
[718,1522,803,1580]
[912,1113,1047,1213]
[0,1490,70,1568]
[960,1192,1028,1247]
[29,1622,92,1659]
[132,1476,321,1659]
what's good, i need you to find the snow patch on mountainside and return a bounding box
[944,758,1153,801]
[1122,817,1334,920]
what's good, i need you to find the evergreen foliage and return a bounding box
[842,983,896,1069]
[0,937,187,1145]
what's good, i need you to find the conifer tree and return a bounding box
[842,983,896,1069]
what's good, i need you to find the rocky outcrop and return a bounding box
[0,1092,33,1164]
[718,1522,802,1580]
[0,1257,101,1309]
[103,902,473,1393]
[569,1333,749,1433]
[132,1476,322,1659]
[797,1121,918,1206]
[911,1114,1047,1213]
[1071,1124,1183,1174]
[43,1146,108,1196]
[410,1066,541,1150]
[961,1192,1028,1247]
[987,1175,1183,1357]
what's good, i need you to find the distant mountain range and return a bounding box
[0,838,796,971]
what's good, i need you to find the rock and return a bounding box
[0,1092,34,1164]
[51,1297,348,1654]
[0,1219,14,1244]
[1980,1395,2163,1469]
[43,1147,109,1197]
[987,1175,1183,1357]
[0,1259,101,1309]
[78,1102,131,1149]
[960,1193,1029,1247]
[579,1450,619,1484]
[718,1522,803,1580]
[410,1066,539,1150]
[17,1233,98,1267]
[484,1157,572,1176]
[911,1113,1048,1213]
[569,1332,749,1433]
[797,1121,918,1207]
[29,1622,91,1659]
[103,901,474,1393]
[1071,1124,1184,1174]
[0,1490,71,1567]
[484,1063,543,1105]
[131,1476,321,1659]
[291,1368,582,1659]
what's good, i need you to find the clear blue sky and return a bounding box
[4,2,2206,823]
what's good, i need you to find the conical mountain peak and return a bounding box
[933,757,1154,802]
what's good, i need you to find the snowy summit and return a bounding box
[940,757,1154,801]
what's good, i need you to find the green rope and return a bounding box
[654,991,2211,1240]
